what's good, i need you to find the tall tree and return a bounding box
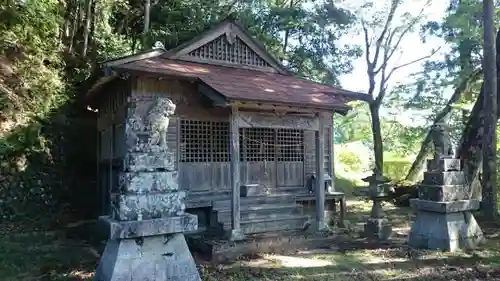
[481,0,497,219]
[356,0,437,174]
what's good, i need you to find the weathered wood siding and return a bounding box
[132,76,230,196]
[304,112,333,179]
[95,78,129,215]
[130,76,330,204]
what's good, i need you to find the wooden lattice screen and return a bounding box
[179,120,229,162]
[180,120,305,162]
[240,128,304,162]
[186,35,271,68]
[277,129,304,161]
[240,128,275,161]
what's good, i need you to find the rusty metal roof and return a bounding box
[113,57,368,110]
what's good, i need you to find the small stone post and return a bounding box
[408,123,484,251]
[93,95,201,281]
[363,170,392,240]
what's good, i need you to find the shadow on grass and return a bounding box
[202,253,500,281]
[0,231,98,281]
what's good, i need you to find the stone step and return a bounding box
[221,214,311,234]
[215,203,304,222]
[212,194,296,211]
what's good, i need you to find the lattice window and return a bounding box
[277,129,304,162]
[180,120,229,162]
[240,128,275,161]
[240,128,304,162]
[186,35,271,68]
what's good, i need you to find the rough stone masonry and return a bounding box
[408,123,484,251]
[93,94,202,281]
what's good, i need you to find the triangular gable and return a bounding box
[164,20,289,74]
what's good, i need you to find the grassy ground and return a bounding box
[2,200,500,281]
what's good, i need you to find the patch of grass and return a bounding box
[0,231,98,281]
[2,200,500,281]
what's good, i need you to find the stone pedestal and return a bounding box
[364,197,392,240]
[363,172,393,241]
[94,96,202,281]
[408,158,485,251]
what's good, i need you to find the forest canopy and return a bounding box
[1,0,499,223]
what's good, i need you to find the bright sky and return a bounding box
[337,0,451,93]
[334,0,453,126]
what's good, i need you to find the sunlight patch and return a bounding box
[265,254,334,268]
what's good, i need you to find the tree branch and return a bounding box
[374,6,427,75]
[362,20,372,65]
[384,47,441,84]
[371,0,399,68]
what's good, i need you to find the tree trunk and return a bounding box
[458,28,500,203]
[370,102,384,174]
[82,0,93,57]
[404,70,482,182]
[481,0,497,219]
[142,0,151,48]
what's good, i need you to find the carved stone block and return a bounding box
[418,184,472,202]
[423,171,465,185]
[410,199,480,213]
[408,210,484,251]
[94,233,201,281]
[119,171,179,194]
[113,192,186,221]
[426,158,461,172]
[364,218,392,241]
[100,215,198,239]
[125,151,175,172]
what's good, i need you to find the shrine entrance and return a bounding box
[240,127,305,193]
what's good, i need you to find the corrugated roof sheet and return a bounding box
[113,57,367,109]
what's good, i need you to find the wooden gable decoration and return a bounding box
[165,20,288,74]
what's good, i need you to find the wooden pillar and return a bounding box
[315,114,326,230]
[330,113,336,192]
[229,106,245,241]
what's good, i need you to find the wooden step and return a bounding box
[221,214,311,234]
[212,193,296,211]
[215,203,304,222]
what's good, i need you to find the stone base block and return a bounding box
[226,228,246,242]
[99,214,198,239]
[418,184,471,201]
[424,171,465,185]
[427,158,460,172]
[364,218,392,241]
[113,192,186,221]
[240,184,264,197]
[119,171,179,194]
[94,233,201,281]
[410,199,480,213]
[408,210,485,251]
[124,151,175,172]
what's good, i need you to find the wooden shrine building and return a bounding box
[86,19,367,241]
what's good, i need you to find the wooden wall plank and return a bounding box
[236,112,319,130]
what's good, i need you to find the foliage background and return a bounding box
[3,0,500,225]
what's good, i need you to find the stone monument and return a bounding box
[363,169,393,241]
[93,95,202,281]
[408,123,484,251]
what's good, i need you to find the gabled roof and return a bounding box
[87,19,370,112]
[111,57,365,111]
[163,18,290,75]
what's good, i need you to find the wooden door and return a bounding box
[240,127,276,193]
[276,128,305,190]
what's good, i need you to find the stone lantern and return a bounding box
[363,169,393,240]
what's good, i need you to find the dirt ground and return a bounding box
[1,200,500,281]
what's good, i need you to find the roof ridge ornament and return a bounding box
[225,28,236,45]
